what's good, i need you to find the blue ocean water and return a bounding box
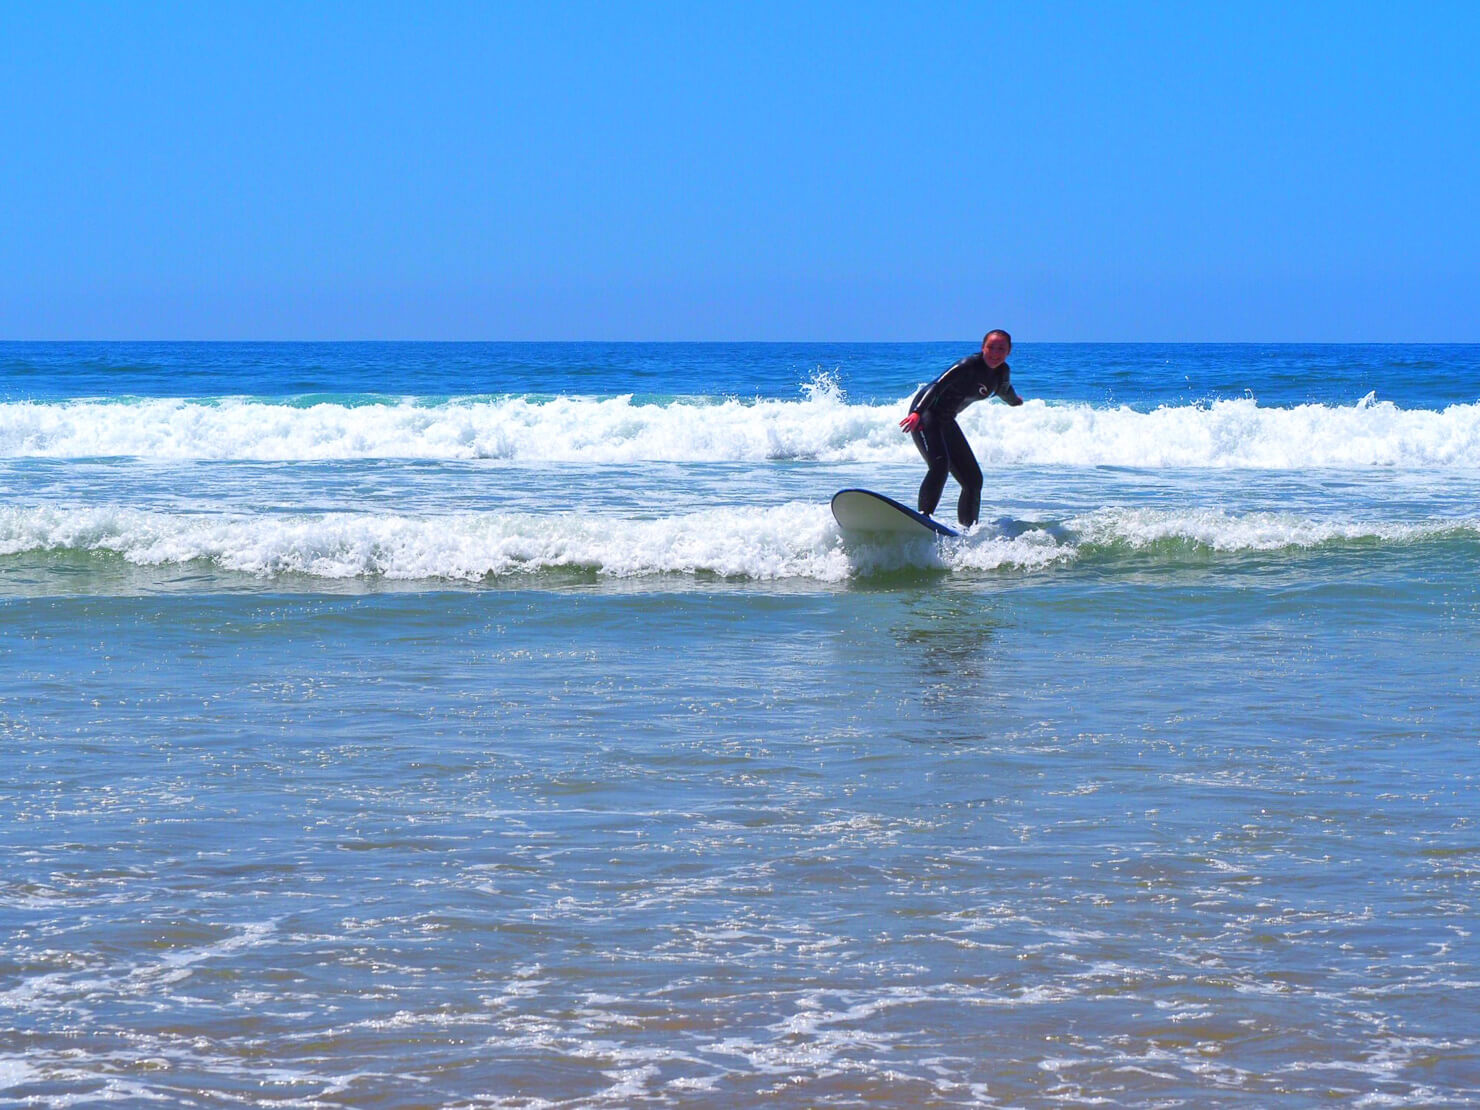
[3,341,1479,1107]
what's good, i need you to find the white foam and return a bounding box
[5,393,1480,467]
[0,1059,39,1092]
[1066,506,1466,552]
[0,921,278,1022]
[4,502,1477,583]
[0,502,851,581]
[0,390,895,463]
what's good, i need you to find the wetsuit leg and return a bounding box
[911,416,951,517]
[912,414,982,526]
[943,418,983,527]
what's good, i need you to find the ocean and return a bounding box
[3,341,1478,1107]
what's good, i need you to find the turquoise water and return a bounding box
[3,342,1479,1106]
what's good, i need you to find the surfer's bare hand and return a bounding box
[899,412,920,433]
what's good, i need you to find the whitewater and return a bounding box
[5,361,1479,585]
[5,387,1480,467]
[3,502,1478,585]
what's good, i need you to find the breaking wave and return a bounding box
[4,503,1475,585]
[3,391,1480,467]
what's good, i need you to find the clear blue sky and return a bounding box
[3,1,1477,341]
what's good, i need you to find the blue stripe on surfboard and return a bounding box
[830,488,959,538]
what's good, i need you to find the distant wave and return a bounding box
[4,504,1475,584]
[3,390,1480,468]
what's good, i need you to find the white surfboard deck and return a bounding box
[830,488,959,538]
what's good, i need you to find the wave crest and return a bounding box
[3,504,1474,585]
[3,395,1480,467]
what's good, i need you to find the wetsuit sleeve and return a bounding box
[994,369,1024,406]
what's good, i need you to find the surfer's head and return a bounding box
[981,330,1011,368]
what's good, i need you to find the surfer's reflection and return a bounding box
[892,593,1003,711]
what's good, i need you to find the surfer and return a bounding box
[898,330,1023,528]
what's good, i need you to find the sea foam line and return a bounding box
[2,505,1475,583]
[2,394,1480,467]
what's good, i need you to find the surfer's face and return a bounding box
[982,334,1010,368]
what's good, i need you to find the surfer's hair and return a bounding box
[983,329,1012,347]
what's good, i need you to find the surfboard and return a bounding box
[830,488,959,538]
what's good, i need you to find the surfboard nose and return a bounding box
[831,488,959,538]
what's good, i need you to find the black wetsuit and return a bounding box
[908,352,1023,527]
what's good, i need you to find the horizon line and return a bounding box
[5,337,1478,345]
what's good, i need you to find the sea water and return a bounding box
[2,341,1478,1107]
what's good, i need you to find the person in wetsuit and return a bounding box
[898,330,1024,528]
